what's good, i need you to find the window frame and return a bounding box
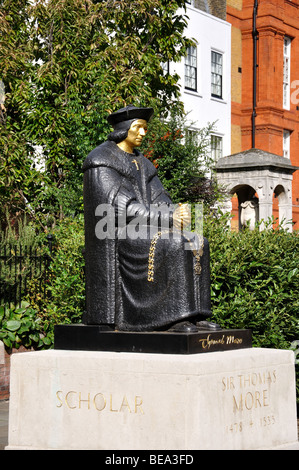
[185,45,198,92]
[283,129,291,159]
[283,36,291,110]
[211,50,223,100]
[210,134,223,162]
[161,61,169,75]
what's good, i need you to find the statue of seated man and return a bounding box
[82,105,216,332]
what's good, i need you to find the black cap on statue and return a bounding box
[107,105,154,128]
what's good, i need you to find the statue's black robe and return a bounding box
[83,140,211,331]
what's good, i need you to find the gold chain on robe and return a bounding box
[147,232,204,282]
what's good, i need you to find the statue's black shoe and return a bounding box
[168,321,198,333]
[196,320,221,331]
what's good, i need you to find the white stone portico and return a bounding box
[216,149,297,230]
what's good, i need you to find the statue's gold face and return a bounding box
[126,119,148,148]
[117,119,148,154]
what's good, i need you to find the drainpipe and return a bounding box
[252,0,258,148]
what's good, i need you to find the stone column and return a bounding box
[257,201,273,230]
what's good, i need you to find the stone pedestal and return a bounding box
[6,348,298,450]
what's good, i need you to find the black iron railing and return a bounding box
[0,239,52,312]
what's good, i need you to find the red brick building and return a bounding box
[219,0,299,230]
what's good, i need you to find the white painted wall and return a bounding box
[170,6,231,158]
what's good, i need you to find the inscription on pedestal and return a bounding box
[221,368,278,436]
[198,333,244,350]
[55,391,144,414]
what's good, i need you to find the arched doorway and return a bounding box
[230,184,259,231]
[272,184,292,229]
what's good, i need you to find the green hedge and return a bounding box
[0,216,85,349]
[2,213,299,349]
[0,302,52,350]
[205,213,299,350]
[27,216,85,334]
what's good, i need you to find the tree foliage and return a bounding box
[141,111,222,204]
[0,0,194,228]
